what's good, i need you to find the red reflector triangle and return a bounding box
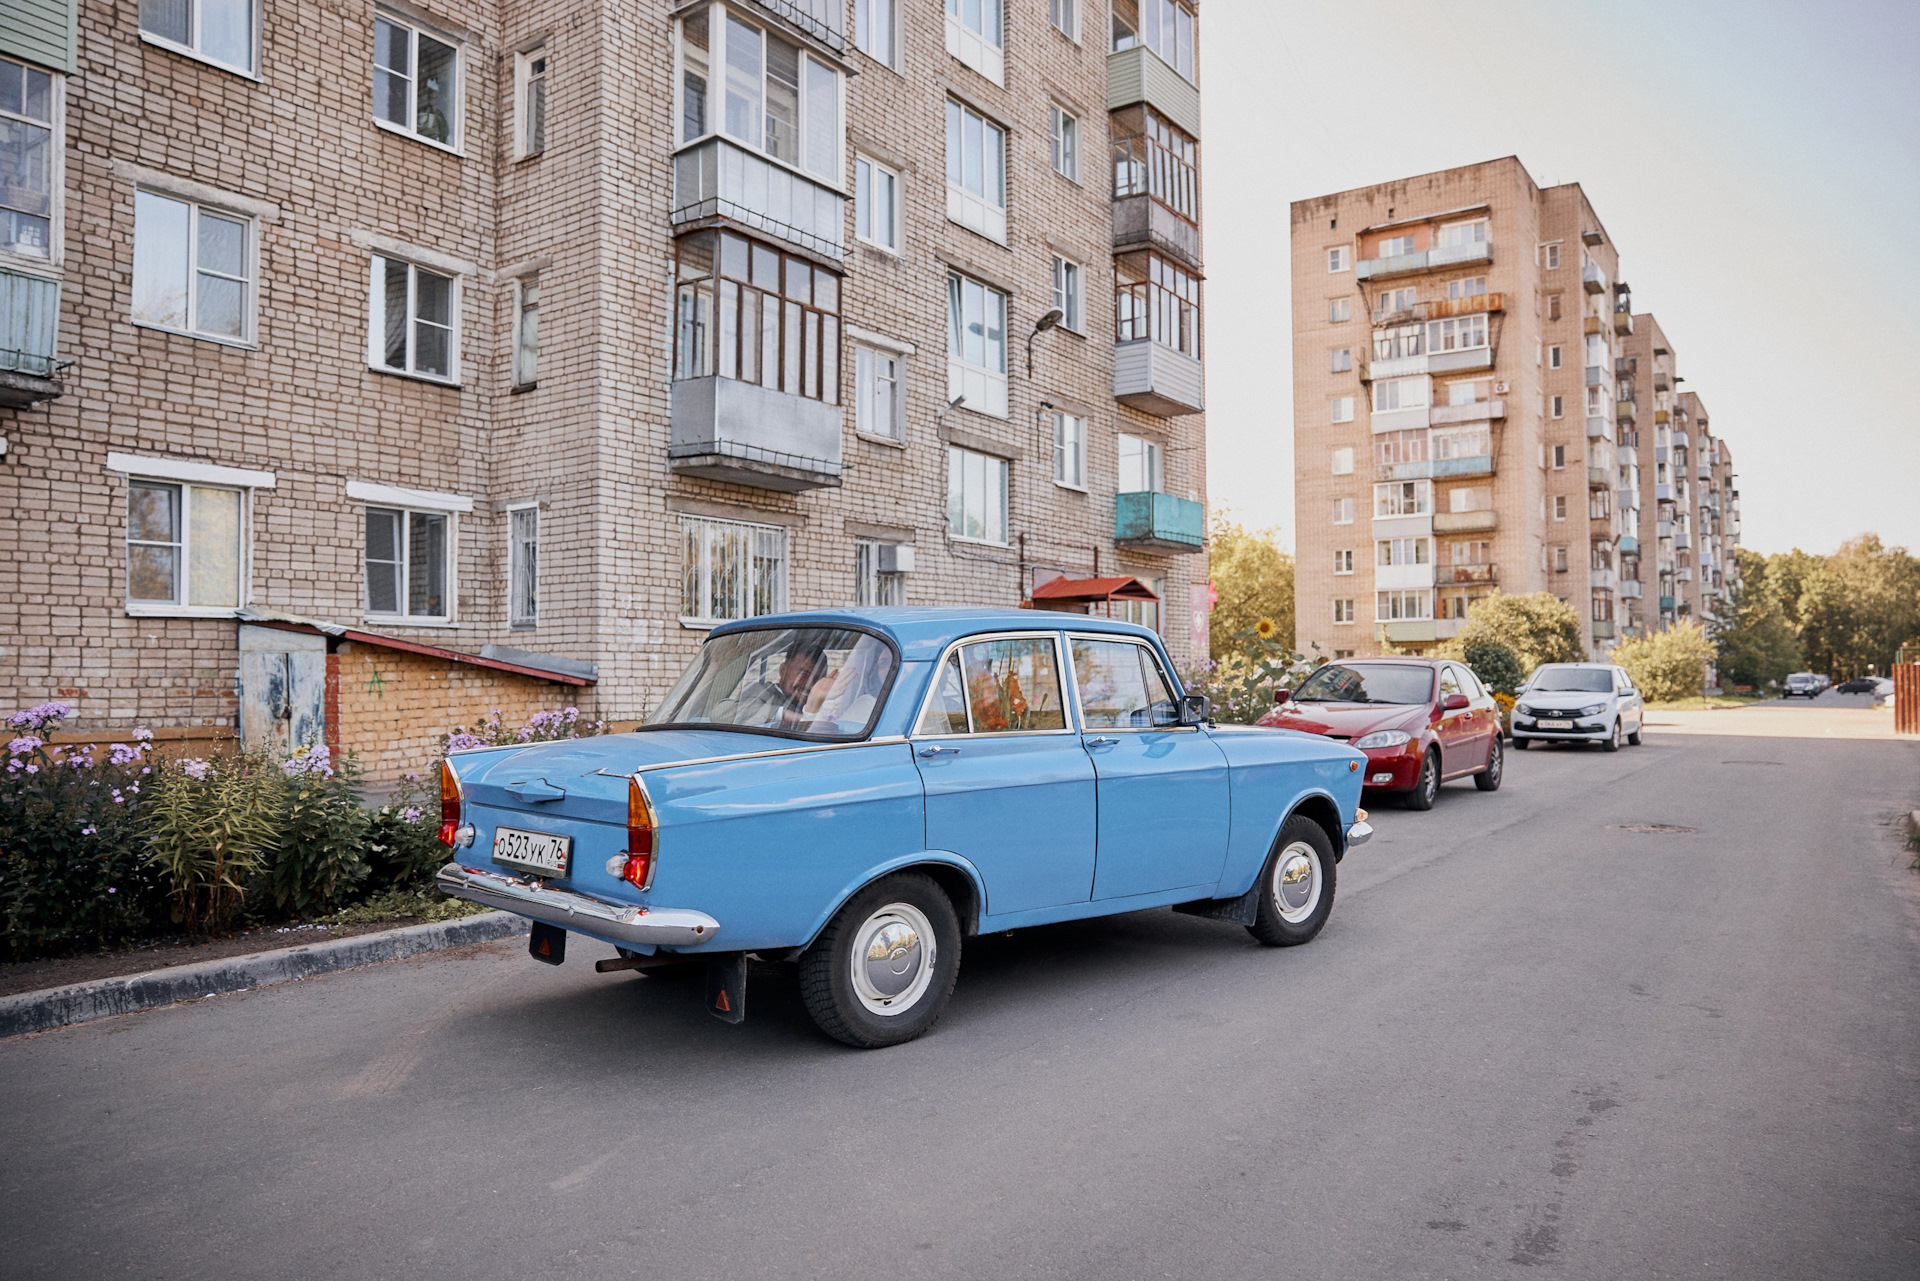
[714,989,731,1013]
[537,937,552,956]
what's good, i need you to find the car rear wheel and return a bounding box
[799,872,961,1049]
[1474,736,1503,791]
[1602,719,1622,752]
[1403,748,1440,810]
[1246,816,1337,947]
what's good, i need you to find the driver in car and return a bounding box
[734,643,834,731]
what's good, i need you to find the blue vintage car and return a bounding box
[436,609,1371,1047]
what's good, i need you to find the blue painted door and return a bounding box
[912,638,1096,915]
[1069,636,1231,899]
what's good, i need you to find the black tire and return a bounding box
[799,872,961,1049]
[1474,735,1504,791]
[1403,748,1440,810]
[1627,725,1643,746]
[1246,815,1338,947]
[1512,735,1530,750]
[1602,719,1622,752]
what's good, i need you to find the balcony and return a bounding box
[1432,453,1494,479]
[1363,353,1429,380]
[1675,529,1692,551]
[1620,579,1643,600]
[1114,340,1204,416]
[1613,311,1634,335]
[1114,491,1205,554]
[1111,169,1201,270]
[1676,566,1694,582]
[1374,460,1431,481]
[0,271,65,408]
[1592,620,1617,640]
[1656,518,1673,539]
[1584,315,1603,335]
[1440,562,1496,585]
[1107,45,1201,137]
[1659,595,1677,612]
[1433,509,1496,534]
[1376,562,1435,592]
[669,376,843,491]
[1583,263,1608,295]
[1587,465,1611,489]
[1616,399,1637,422]
[1585,364,1607,387]
[1587,415,1610,439]
[1379,619,1438,644]
[1619,534,1639,555]
[1428,345,1493,375]
[1356,240,1492,283]
[1654,409,1670,424]
[1673,430,1690,450]
[1591,565,1617,591]
[673,137,847,260]
[1372,293,1506,327]
[1656,483,1674,502]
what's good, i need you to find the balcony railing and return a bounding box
[1433,510,1496,534]
[1587,415,1610,439]
[1588,465,1611,489]
[1592,620,1617,640]
[1114,491,1204,553]
[1659,595,1677,611]
[1440,562,1496,585]
[1619,579,1643,599]
[1583,263,1608,294]
[1370,293,1505,327]
[1618,534,1639,555]
[669,376,843,491]
[1616,399,1636,422]
[1612,310,1634,335]
[1374,460,1431,481]
[1356,240,1492,282]
[1428,398,1505,426]
[1113,339,1203,416]
[673,137,847,259]
[1107,45,1201,138]
[0,271,65,408]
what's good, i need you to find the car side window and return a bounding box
[1455,665,1486,698]
[956,637,1069,732]
[1073,638,1176,729]
[914,653,971,735]
[1438,666,1463,700]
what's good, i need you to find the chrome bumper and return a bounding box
[435,862,721,948]
[1345,820,1374,849]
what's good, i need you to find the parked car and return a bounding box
[435,610,1371,1048]
[1511,663,1645,751]
[1256,658,1502,810]
[1784,672,1821,698]
[1834,677,1880,694]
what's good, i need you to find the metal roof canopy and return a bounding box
[1029,575,1161,603]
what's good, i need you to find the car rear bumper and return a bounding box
[435,862,721,948]
[1345,820,1374,848]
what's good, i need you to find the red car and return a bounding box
[1256,658,1503,810]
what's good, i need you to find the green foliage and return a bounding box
[1711,575,1804,691]
[325,887,489,926]
[1207,517,1295,661]
[1461,637,1526,697]
[1733,537,1920,679]
[1183,620,1318,725]
[364,772,446,890]
[143,752,282,935]
[264,747,371,916]
[1613,620,1716,703]
[1456,592,1585,674]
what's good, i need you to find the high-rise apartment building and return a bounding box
[1290,156,1736,662]
[0,0,1211,772]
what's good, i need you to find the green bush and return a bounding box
[1613,620,1717,703]
[364,771,446,890]
[1461,637,1526,696]
[264,746,371,916]
[143,751,283,935]
[1456,592,1586,673]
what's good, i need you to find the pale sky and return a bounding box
[1199,0,1920,558]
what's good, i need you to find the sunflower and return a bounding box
[1254,617,1277,640]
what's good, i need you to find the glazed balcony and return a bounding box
[1107,45,1201,138]
[1357,239,1492,283]
[1429,398,1505,426]
[1114,491,1204,554]
[1583,263,1608,295]
[1370,293,1505,327]
[1439,562,1496,585]
[1616,399,1637,423]
[1433,509,1496,534]
[673,137,847,260]
[0,271,65,408]
[1588,465,1611,489]
[1619,579,1643,600]
[1587,415,1610,439]
[1111,134,1201,268]
[669,376,843,491]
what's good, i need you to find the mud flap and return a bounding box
[529,921,567,965]
[705,953,747,1024]
[1172,881,1261,927]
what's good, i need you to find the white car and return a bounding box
[1512,663,1646,752]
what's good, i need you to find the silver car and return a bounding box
[1511,663,1645,752]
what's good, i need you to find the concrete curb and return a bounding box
[0,911,530,1039]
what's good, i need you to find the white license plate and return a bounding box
[1537,718,1573,730]
[492,826,571,877]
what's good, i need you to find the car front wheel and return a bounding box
[1247,816,1337,947]
[1475,735,1503,791]
[799,872,961,1049]
[1403,748,1440,810]
[1602,719,1622,752]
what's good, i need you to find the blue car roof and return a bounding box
[709,607,1161,661]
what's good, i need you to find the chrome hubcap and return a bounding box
[1489,740,1502,782]
[850,903,936,1017]
[1272,841,1322,924]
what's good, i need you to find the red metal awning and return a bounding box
[1029,575,1160,604]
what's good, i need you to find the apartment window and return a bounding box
[1330,347,1352,373]
[1377,590,1432,621]
[675,230,840,402]
[680,10,841,180]
[946,0,1006,82]
[1451,486,1490,513]
[1553,546,1569,573]
[131,191,254,344]
[1051,256,1085,332]
[1446,276,1487,300]
[854,345,903,440]
[508,505,537,626]
[1551,394,1564,419]
[126,479,244,613]
[1377,286,1415,315]
[1551,444,1566,470]
[1110,105,1197,221]
[1118,432,1163,493]
[1115,251,1199,356]
[946,272,1008,416]
[512,275,538,387]
[1586,384,1605,416]
[1540,241,1562,270]
[948,445,1009,544]
[1373,323,1421,363]
[140,0,256,75]
[1326,246,1348,273]
[1049,106,1081,181]
[1378,234,1415,257]
[1437,219,1487,249]
[1374,480,1431,518]
[1330,397,1354,424]
[1111,0,1196,82]
[1373,430,1427,469]
[370,255,457,380]
[855,155,901,251]
[1053,412,1088,488]
[1447,539,1490,566]
[681,515,786,624]
[1546,293,1562,320]
[365,506,452,621]
[1548,344,1563,369]
[1049,0,1078,39]
[1328,297,1351,323]
[1590,489,1611,520]
[1445,378,1491,407]
[1333,599,1355,625]
[1426,313,1488,353]
[1377,537,1431,567]
[854,0,899,67]
[945,99,1008,241]
[514,49,547,157]
[855,541,907,607]
[1554,495,1568,521]
[1330,447,1354,476]
[374,14,459,147]
[1372,376,1429,413]
[1334,549,1354,575]
[1431,425,1490,460]
[1331,498,1354,525]
[1592,593,1613,623]
[1109,575,1163,632]
[0,56,56,259]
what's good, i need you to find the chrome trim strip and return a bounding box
[1345,821,1374,849]
[435,863,720,947]
[628,735,909,773]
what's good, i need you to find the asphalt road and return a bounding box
[4,699,1917,1280]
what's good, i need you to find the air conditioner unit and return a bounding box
[877,545,916,575]
[1493,380,1509,394]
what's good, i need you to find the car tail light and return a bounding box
[438,760,463,848]
[621,776,656,890]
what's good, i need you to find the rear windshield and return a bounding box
[1292,663,1434,706]
[1529,668,1613,693]
[648,627,898,740]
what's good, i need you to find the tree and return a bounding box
[1796,535,1920,677]
[1455,592,1584,675]
[1613,619,1716,703]
[1711,575,1803,691]
[1208,517,1294,661]
[1460,636,1526,696]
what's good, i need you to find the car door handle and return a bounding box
[917,745,960,758]
[1086,736,1119,748]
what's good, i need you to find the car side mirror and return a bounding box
[1273,688,1292,704]
[1178,693,1212,726]
[1442,693,1471,711]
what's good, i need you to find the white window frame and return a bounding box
[111,453,273,618]
[945,99,1008,243]
[948,445,1010,545]
[1327,246,1349,273]
[1333,598,1355,624]
[130,189,258,347]
[0,56,62,268]
[855,154,901,252]
[369,254,461,383]
[513,47,548,159]
[680,514,788,627]
[1549,344,1563,369]
[1049,105,1081,182]
[1372,376,1430,413]
[1334,549,1355,575]
[1378,234,1415,258]
[1051,255,1085,332]
[1053,411,1088,490]
[1376,590,1433,621]
[1373,479,1432,518]
[1446,276,1487,299]
[512,274,538,387]
[854,343,905,441]
[372,11,463,152]
[138,0,260,78]
[1331,497,1354,525]
[362,505,458,625]
[855,0,900,69]
[1551,394,1564,419]
[1376,536,1431,567]
[1552,444,1566,470]
[1436,218,1488,249]
[1330,447,1354,476]
[1540,241,1562,270]
[946,272,1009,417]
[1330,396,1355,424]
[945,0,1006,85]
[1050,0,1079,40]
[1329,347,1352,373]
[679,8,844,182]
[507,503,538,627]
[855,540,908,606]
[1328,297,1351,323]
[1117,432,1163,493]
[1554,494,1568,521]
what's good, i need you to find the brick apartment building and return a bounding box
[1289,156,1738,662]
[0,0,1212,775]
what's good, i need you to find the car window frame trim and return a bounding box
[907,629,1081,740]
[1063,631,1197,735]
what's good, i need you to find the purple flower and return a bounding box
[111,789,125,803]
[446,732,485,752]
[8,735,43,757]
[107,742,142,766]
[401,806,423,823]
[134,727,154,743]
[281,745,334,778]
[6,702,72,732]
[177,758,211,782]
[402,771,421,782]
[24,762,37,774]
[80,825,97,836]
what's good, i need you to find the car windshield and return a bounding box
[1529,668,1613,693]
[1292,663,1434,705]
[648,627,898,740]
